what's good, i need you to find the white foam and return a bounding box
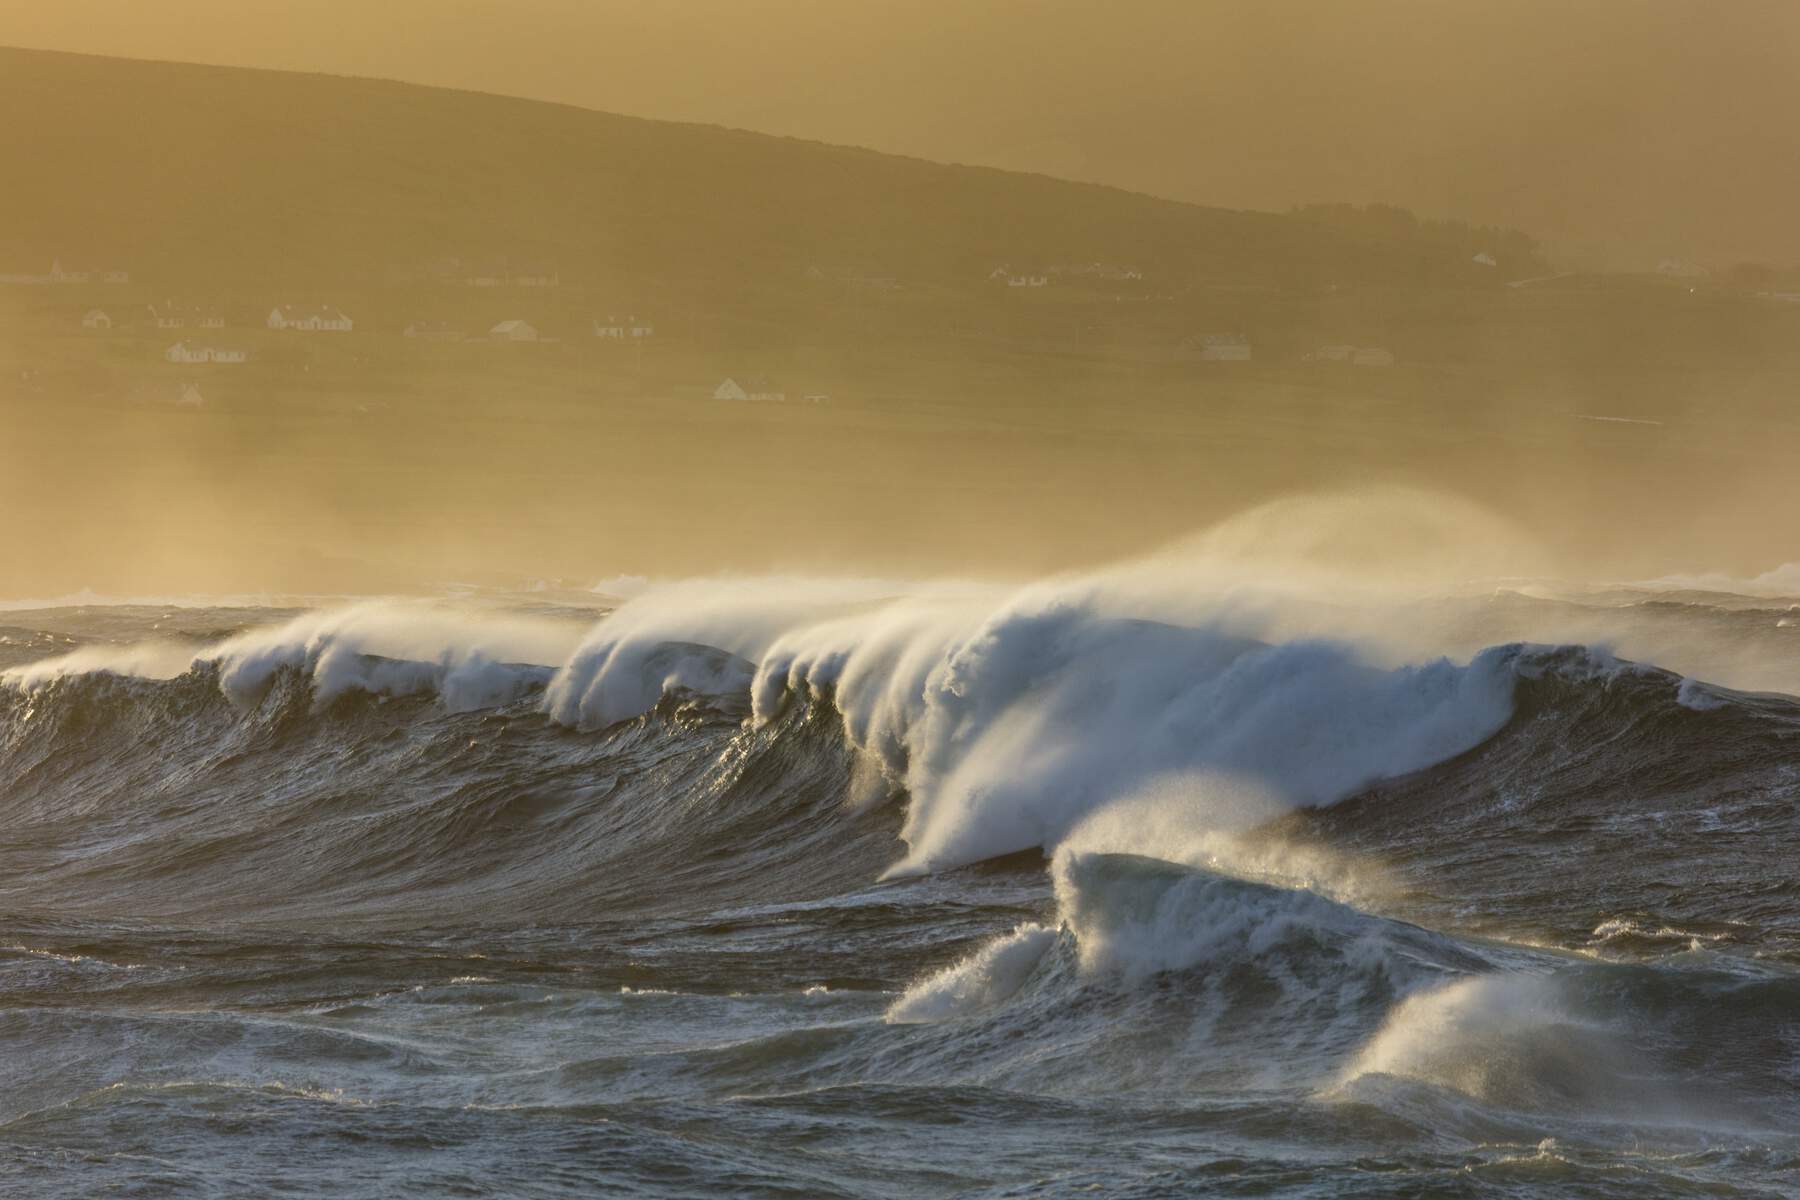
[2,641,200,688]
[1331,972,1653,1114]
[208,603,582,711]
[885,923,1057,1023]
[3,600,587,713]
[23,490,1737,880]
[1675,676,1731,711]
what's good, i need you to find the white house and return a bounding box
[165,342,248,364]
[1,260,123,285]
[1472,252,1499,268]
[81,309,113,331]
[1312,344,1393,366]
[489,319,540,342]
[176,383,206,408]
[593,314,654,339]
[715,376,785,402]
[513,264,560,287]
[1196,334,1252,362]
[1657,259,1709,279]
[154,304,226,329]
[1007,274,1049,288]
[47,260,92,284]
[267,304,354,332]
[147,303,186,330]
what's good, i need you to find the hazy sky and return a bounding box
[3,0,1797,265]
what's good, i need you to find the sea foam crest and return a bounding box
[206,605,579,711]
[4,571,1535,874]
[742,588,1520,874]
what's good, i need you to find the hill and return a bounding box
[0,46,1535,294]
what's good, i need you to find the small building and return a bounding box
[464,263,508,287]
[267,304,354,332]
[592,314,652,339]
[512,264,560,287]
[146,303,187,330]
[1472,252,1499,268]
[176,383,206,408]
[594,316,658,340]
[81,309,113,331]
[151,304,225,330]
[0,260,122,285]
[714,376,785,402]
[166,342,248,365]
[1195,334,1252,362]
[404,320,465,340]
[489,319,540,342]
[47,260,92,284]
[992,267,1049,287]
[1311,344,1394,366]
[1657,259,1709,279]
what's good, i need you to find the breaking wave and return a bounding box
[5,556,1800,1193]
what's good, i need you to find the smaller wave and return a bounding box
[1334,974,1635,1112]
[885,924,1057,1024]
[3,602,588,714]
[2,641,200,689]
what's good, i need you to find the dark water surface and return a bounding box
[1,592,1797,1197]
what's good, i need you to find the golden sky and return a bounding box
[3,0,1797,264]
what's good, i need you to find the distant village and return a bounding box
[8,247,1797,411]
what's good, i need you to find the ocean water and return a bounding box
[2,561,1798,1197]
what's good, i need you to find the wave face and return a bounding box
[3,570,1800,1197]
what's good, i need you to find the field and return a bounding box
[5,269,1799,594]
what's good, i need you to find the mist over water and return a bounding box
[2,490,1798,1196]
